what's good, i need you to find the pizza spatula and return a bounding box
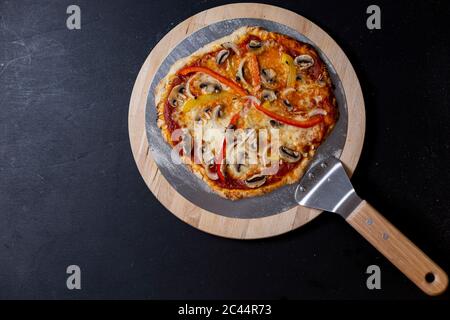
[294,156,448,296]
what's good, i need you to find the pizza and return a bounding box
[155,26,338,200]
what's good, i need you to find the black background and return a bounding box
[0,0,449,300]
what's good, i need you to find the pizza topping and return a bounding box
[248,39,262,49]
[229,163,248,175]
[247,54,261,88]
[168,84,187,107]
[236,57,248,85]
[222,42,241,56]
[199,80,222,94]
[254,101,324,128]
[244,95,261,107]
[262,89,276,102]
[202,145,215,165]
[280,87,295,97]
[226,148,253,179]
[308,108,327,117]
[236,54,261,90]
[213,112,242,182]
[244,174,267,188]
[294,54,314,69]
[216,162,226,182]
[282,99,293,111]
[185,75,196,98]
[279,146,302,163]
[261,68,276,85]
[182,92,229,113]
[205,164,219,180]
[178,66,247,96]
[212,104,224,119]
[269,119,283,128]
[216,49,230,65]
[281,53,296,87]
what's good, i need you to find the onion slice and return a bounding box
[281,87,295,97]
[205,164,219,180]
[185,75,196,99]
[237,57,249,87]
[222,42,241,56]
[244,95,261,106]
[308,108,327,117]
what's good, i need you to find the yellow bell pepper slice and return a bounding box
[182,92,232,113]
[281,53,296,88]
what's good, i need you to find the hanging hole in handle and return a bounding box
[425,272,435,283]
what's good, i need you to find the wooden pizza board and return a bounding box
[128,3,365,239]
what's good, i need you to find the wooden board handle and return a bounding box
[346,201,448,296]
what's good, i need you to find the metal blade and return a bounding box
[295,156,362,218]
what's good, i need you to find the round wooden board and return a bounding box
[128,3,365,239]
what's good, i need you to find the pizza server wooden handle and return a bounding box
[346,200,448,296]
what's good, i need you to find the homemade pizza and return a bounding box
[155,26,338,200]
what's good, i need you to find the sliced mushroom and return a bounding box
[168,84,186,107]
[283,99,293,111]
[294,54,314,69]
[202,146,215,165]
[202,106,213,120]
[279,146,302,163]
[196,73,222,94]
[269,119,283,128]
[196,106,213,122]
[247,134,258,151]
[216,49,230,65]
[222,42,241,56]
[261,68,276,84]
[212,105,224,119]
[200,82,222,94]
[248,39,262,49]
[244,174,267,188]
[205,164,219,180]
[262,89,277,102]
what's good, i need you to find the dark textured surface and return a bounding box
[0,0,449,299]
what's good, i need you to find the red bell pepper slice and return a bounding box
[247,54,261,88]
[178,66,247,96]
